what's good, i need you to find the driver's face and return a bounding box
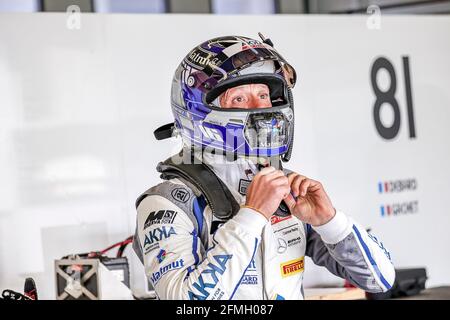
[219,83,272,109]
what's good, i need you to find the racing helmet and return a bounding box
[156,34,297,162]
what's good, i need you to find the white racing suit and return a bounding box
[133,153,395,300]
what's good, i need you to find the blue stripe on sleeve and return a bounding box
[192,196,204,235]
[191,229,200,266]
[352,225,392,290]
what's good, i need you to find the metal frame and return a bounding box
[55,259,100,300]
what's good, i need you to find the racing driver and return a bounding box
[132,35,395,300]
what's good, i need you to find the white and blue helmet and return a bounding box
[157,35,297,162]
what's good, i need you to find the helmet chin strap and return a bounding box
[282,87,295,163]
[249,155,283,172]
[282,140,293,162]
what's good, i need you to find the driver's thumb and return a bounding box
[283,193,296,211]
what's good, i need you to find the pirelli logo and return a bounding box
[280,257,304,278]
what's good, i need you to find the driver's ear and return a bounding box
[218,92,227,108]
[212,96,221,108]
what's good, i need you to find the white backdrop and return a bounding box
[0,13,449,299]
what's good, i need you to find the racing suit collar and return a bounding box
[200,152,260,204]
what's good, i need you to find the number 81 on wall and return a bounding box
[370,56,416,140]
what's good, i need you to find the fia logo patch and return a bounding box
[171,187,190,203]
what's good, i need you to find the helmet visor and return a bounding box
[244,110,292,149]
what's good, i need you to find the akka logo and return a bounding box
[380,201,418,217]
[280,257,304,278]
[271,214,291,225]
[144,226,176,247]
[378,178,417,193]
[188,254,232,300]
[156,249,167,264]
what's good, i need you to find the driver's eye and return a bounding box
[232,96,245,104]
[259,94,269,100]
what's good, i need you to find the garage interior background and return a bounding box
[0,0,449,299]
